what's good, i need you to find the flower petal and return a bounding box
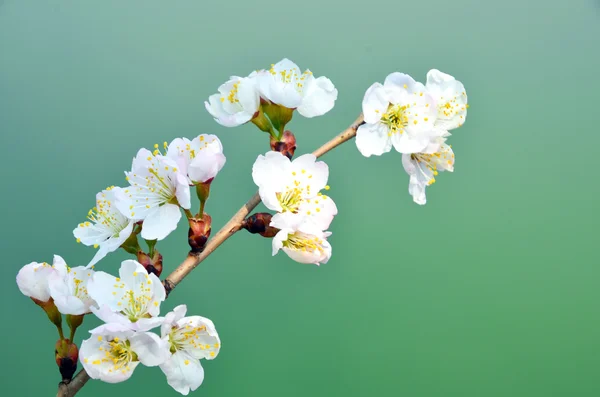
[355,123,392,157]
[297,76,338,118]
[129,331,170,367]
[87,220,134,268]
[16,262,55,302]
[160,351,204,395]
[161,305,188,337]
[362,83,388,124]
[140,204,182,241]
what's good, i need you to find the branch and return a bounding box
[56,113,364,397]
[163,113,364,292]
[56,370,89,397]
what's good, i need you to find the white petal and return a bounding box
[133,317,165,332]
[355,123,392,157]
[174,171,192,210]
[147,271,166,317]
[272,228,291,256]
[166,137,194,175]
[160,351,204,395]
[297,76,337,117]
[290,154,329,194]
[384,72,417,92]
[252,151,290,187]
[130,331,170,366]
[391,132,430,154]
[87,220,134,268]
[188,151,226,183]
[162,305,188,337]
[88,272,127,312]
[140,204,181,241]
[16,262,55,302]
[90,305,131,327]
[361,83,388,124]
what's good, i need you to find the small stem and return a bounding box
[184,209,194,219]
[145,239,157,257]
[57,324,65,341]
[66,314,84,342]
[199,200,206,219]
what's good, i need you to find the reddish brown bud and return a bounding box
[270,130,297,159]
[242,213,280,238]
[55,339,78,383]
[188,214,212,253]
[137,250,163,277]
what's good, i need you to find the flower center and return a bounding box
[121,290,151,322]
[268,65,312,93]
[381,104,408,135]
[106,337,137,371]
[168,324,215,355]
[87,189,129,237]
[276,188,303,213]
[411,146,454,186]
[283,232,325,254]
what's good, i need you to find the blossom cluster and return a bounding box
[355,70,468,204]
[17,258,219,395]
[206,58,339,265]
[205,58,337,129]
[15,57,469,395]
[73,134,226,268]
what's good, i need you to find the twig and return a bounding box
[56,370,89,397]
[56,113,364,397]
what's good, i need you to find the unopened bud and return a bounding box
[242,213,280,238]
[55,339,78,383]
[270,130,297,159]
[188,214,212,253]
[137,250,163,277]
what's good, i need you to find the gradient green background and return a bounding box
[1,1,599,396]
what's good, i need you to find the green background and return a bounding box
[1,1,599,396]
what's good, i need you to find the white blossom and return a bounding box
[166,135,226,184]
[87,260,166,331]
[48,255,96,315]
[205,75,260,127]
[356,72,440,156]
[80,322,169,383]
[73,186,134,267]
[257,58,337,117]
[425,69,468,131]
[270,213,332,265]
[116,148,191,241]
[160,305,220,395]
[402,139,455,205]
[16,260,56,303]
[252,151,337,231]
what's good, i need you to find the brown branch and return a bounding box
[56,113,364,397]
[56,370,89,397]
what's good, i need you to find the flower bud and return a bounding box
[55,339,78,382]
[136,250,163,277]
[270,130,297,160]
[242,213,280,238]
[188,214,212,253]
